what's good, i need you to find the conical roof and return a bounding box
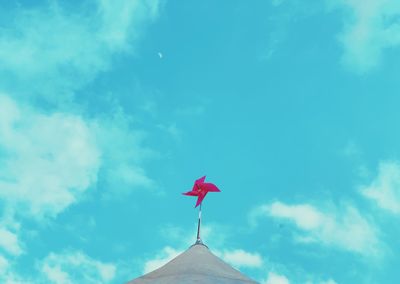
[127,243,258,284]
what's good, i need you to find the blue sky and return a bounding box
[0,0,400,283]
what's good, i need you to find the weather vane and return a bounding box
[182,176,221,244]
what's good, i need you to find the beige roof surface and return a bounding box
[127,243,258,284]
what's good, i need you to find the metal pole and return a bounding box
[196,203,202,244]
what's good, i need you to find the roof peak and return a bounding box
[127,242,258,283]
[191,239,208,248]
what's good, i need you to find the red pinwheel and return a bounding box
[183,176,221,207]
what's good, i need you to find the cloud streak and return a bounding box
[0,0,160,101]
[0,0,160,221]
[0,95,100,219]
[40,251,116,284]
[0,1,162,283]
[262,272,290,284]
[360,161,400,214]
[253,201,382,256]
[0,227,22,257]
[218,249,263,269]
[332,0,400,72]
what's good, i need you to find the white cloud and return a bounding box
[98,0,160,49]
[0,250,118,284]
[360,161,400,214]
[218,249,263,269]
[40,251,116,284]
[253,201,381,256]
[0,227,22,256]
[0,0,159,217]
[0,95,100,219]
[332,0,400,72]
[0,255,9,274]
[0,254,32,284]
[319,280,338,284]
[0,0,160,282]
[0,0,160,100]
[42,264,70,284]
[0,0,159,205]
[0,93,152,284]
[268,203,324,230]
[260,270,337,284]
[94,111,155,196]
[262,272,290,284]
[0,94,155,219]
